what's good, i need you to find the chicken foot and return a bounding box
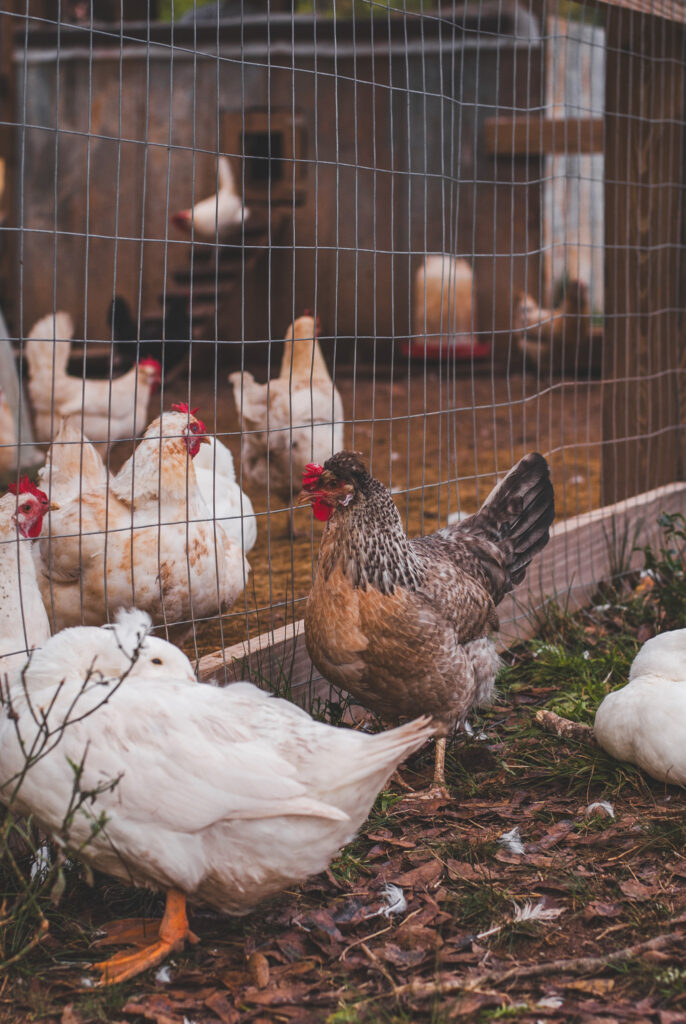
[406,738,451,801]
[93,888,199,985]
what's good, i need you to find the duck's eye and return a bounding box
[151,657,163,665]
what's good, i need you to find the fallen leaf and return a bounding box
[122,999,182,1024]
[61,1006,82,1024]
[247,951,270,988]
[394,923,443,951]
[446,859,483,882]
[619,878,654,901]
[449,992,504,1016]
[381,942,426,968]
[538,820,575,849]
[393,859,443,890]
[204,991,240,1024]
[583,901,624,920]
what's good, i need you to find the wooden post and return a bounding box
[602,6,686,505]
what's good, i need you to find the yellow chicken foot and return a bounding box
[93,889,199,986]
[406,738,451,801]
[434,737,447,788]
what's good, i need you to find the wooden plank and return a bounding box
[483,117,603,156]
[198,482,686,706]
[602,8,686,504]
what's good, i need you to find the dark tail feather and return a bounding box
[471,452,555,585]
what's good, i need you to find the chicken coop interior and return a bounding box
[0,0,684,689]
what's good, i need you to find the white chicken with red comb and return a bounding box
[229,314,344,518]
[36,404,249,636]
[25,312,162,444]
[0,477,55,673]
[171,155,249,241]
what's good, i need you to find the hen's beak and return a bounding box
[48,502,59,512]
[199,435,211,445]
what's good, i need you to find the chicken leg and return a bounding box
[93,888,198,986]
[408,737,451,800]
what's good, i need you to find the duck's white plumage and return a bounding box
[594,629,686,786]
[0,612,435,915]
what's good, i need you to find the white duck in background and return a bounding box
[594,629,686,786]
[170,156,249,241]
[193,435,257,552]
[0,608,435,985]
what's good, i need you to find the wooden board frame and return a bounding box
[198,482,686,708]
[602,7,686,504]
[483,117,603,156]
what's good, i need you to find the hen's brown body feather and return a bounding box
[304,452,554,734]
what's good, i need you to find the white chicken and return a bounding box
[193,435,257,552]
[36,404,248,635]
[25,312,162,444]
[0,607,435,984]
[0,478,54,674]
[594,629,686,786]
[229,315,344,510]
[170,156,249,240]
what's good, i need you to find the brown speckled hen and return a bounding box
[299,451,555,795]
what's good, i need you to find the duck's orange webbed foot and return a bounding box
[92,889,198,986]
[94,917,163,949]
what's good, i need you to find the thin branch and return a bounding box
[396,930,682,1001]
[534,708,598,746]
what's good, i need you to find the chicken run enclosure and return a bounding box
[0,0,684,704]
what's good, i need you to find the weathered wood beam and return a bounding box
[602,8,686,504]
[483,117,603,156]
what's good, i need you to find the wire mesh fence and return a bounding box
[0,0,684,682]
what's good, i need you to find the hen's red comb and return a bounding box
[172,401,199,417]
[8,476,48,504]
[171,401,207,435]
[302,463,324,490]
[140,357,162,373]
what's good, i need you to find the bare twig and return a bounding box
[534,709,597,746]
[395,930,682,1001]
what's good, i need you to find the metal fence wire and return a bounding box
[0,0,684,688]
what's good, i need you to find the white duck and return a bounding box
[0,609,435,985]
[594,629,686,786]
[193,435,257,552]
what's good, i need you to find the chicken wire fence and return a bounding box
[0,0,683,679]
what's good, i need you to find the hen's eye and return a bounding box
[151,657,163,665]
[189,423,199,434]
[22,503,31,513]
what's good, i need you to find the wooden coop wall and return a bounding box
[13,11,542,356]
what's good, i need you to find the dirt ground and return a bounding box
[166,357,602,662]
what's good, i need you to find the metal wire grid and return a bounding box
[0,0,682,672]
